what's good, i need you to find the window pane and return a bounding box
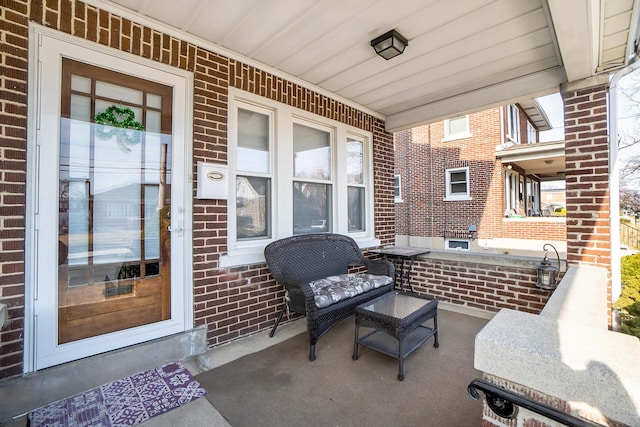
[293,123,330,180]
[451,183,467,194]
[236,176,270,239]
[448,240,469,250]
[348,186,365,232]
[347,138,363,184]
[450,171,466,182]
[448,116,467,135]
[146,93,162,109]
[293,182,331,234]
[71,75,91,93]
[144,185,160,259]
[238,108,270,173]
[95,80,143,105]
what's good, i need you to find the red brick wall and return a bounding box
[394,110,505,240]
[411,258,551,314]
[1,0,30,380]
[394,107,564,243]
[502,220,567,241]
[562,85,612,309]
[0,0,395,379]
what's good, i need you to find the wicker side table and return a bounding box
[352,291,439,381]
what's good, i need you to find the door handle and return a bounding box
[168,224,184,236]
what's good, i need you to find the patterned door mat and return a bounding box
[28,362,206,427]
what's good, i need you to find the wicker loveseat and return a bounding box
[264,233,395,360]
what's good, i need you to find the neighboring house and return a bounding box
[394,103,567,256]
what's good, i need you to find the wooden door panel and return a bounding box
[59,276,167,343]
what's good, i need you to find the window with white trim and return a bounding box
[443,115,471,141]
[507,104,520,143]
[236,105,273,240]
[527,122,536,144]
[394,175,402,203]
[225,90,375,266]
[445,167,471,200]
[347,137,366,231]
[446,239,470,251]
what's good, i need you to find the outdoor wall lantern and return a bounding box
[535,243,560,290]
[371,29,408,60]
[468,225,477,240]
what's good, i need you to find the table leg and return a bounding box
[398,336,405,381]
[352,319,360,360]
[433,314,439,348]
[405,257,416,293]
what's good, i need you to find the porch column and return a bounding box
[561,78,612,306]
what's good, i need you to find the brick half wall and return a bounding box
[408,252,553,315]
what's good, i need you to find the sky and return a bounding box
[536,92,565,142]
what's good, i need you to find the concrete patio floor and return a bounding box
[3,303,491,426]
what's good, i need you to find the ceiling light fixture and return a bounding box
[371,29,408,60]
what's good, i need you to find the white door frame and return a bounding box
[25,24,194,372]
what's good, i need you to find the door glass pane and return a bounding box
[293,123,330,180]
[238,108,270,173]
[58,59,173,344]
[236,176,270,239]
[144,185,160,260]
[71,75,91,93]
[293,182,331,234]
[147,93,162,109]
[95,80,143,104]
[346,138,363,185]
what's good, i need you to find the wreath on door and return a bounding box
[94,105,145,152]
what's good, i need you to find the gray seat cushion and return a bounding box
[309,273,393,308]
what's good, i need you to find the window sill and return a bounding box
[442,132,472,142]
[443,196,472,202]
[219,235,382,268]
[503,216,566,222]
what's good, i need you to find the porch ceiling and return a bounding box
[496,140,566,178]
[96,0,639,132]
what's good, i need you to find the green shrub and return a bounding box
[615,253,640,338]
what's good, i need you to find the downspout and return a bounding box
[609,60,640,321]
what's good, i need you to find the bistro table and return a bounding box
[369,247,429,292]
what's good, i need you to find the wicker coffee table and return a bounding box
[352,291,439,381]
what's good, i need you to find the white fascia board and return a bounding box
[385,67,567,133]
[547,0,599,82]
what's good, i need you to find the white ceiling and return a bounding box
[94,0,639,132]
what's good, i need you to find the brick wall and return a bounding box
[394,110,504,240]
[562,84,612,309]
[394,107,564,245]
[1,0,30,380]
[0,0,394,379]
[502,220,567,241]
[411,256,551,314]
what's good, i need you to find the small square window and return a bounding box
[443,115,471,141]
[445,167,471,201]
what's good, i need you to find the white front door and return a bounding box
[28,27,193,370]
